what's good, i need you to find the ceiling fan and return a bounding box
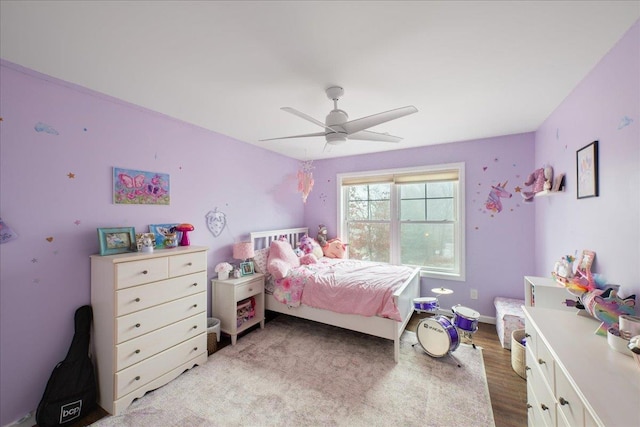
[260,86,418,145]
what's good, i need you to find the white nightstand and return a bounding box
[212,273,265,344]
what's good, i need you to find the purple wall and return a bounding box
[0,61,303,425]
[534,21,639,299]
[1,19,637,425]
[304,133,537,316]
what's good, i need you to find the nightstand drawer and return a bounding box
[116,293,205,343]
[169,252,207,277]
[116,272,206,316]
[115,334,206,399]
[116,313,206,370]
[236,278,263,301]
[116,258,168,289]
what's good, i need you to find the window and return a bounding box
[338,163,465,280]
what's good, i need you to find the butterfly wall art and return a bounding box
[113,167,170,205]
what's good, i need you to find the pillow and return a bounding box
[253,247,269,274]
[267,240,300,280]
[300,253,318,265]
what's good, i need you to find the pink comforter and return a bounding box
[272,259,415,321]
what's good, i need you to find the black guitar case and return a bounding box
[36,305,97,426]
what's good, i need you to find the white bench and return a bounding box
[494,297,525,350]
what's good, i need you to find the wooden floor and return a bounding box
[57,312,527,427]
[408,312,528,427]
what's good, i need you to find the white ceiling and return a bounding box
[1,1,638,160]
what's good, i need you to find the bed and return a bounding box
[249,227,421,362]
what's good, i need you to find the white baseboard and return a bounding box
[3,411,34,427]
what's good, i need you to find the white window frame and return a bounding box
[337,162,465,281]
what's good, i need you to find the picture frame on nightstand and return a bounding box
[240,261,254,276]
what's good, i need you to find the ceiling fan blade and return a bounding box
[342,106,418,135]
[259,131,326,142]
[348,130,403,143]
[281,107,339,133]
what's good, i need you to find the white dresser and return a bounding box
[523,307,639,426]
[90,246,208,415]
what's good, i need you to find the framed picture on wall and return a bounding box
[577,141,599,199]
[98,227,136,255]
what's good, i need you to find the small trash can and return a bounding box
[511,329,527,379]
[207,317,221,355]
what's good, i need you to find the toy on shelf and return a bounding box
[522,166,552,201]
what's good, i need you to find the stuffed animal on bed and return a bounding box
[299,234,323,259]
[322,238,347,259]
[317,224,328,247]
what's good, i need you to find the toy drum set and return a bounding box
[412,296,480,367]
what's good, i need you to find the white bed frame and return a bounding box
[250,227,421,363]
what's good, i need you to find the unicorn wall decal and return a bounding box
[485,181,512,213]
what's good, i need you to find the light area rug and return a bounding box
[92,315,495,427]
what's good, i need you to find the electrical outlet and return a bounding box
[470,289,478,299]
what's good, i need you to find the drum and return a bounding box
[416,315,460,357]
[452,305,480,333]
[413,297,439,311]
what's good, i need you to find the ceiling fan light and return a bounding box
[326,133,347,144]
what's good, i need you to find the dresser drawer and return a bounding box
[527,382,549,427]
[116,272,206,316]
[114,334,206,399]
[524,322,538,359]
[116,258,168,289]
[116,293,205,343]
[169,251,207,277]
[536,337,555,388]
[236,278,264,301]
[528,355,556,427]
[116,313,206,371]
[555,364,585,427]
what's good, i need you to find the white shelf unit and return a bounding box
[524,276,575,312]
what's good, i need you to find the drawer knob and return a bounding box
[525,366,531,371]
[249,288,253,292]
[559,397,569,406]
[135,323,141,328]
[135,376,141,381]
[193,347,198,351]
[527,404,533,410]
[538,358,546,365]
[135,298,140,302]
[135,349,140,354]
[193,304,198,308]
[525,333,531,338]
[193,325,198,329]
[142,270,148,275]
[541,404,549,411]
[192,282,198,287]
[188,262,193,266]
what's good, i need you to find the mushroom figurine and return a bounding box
[175,223,194,246]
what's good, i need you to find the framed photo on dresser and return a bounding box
[98,227,135,255]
